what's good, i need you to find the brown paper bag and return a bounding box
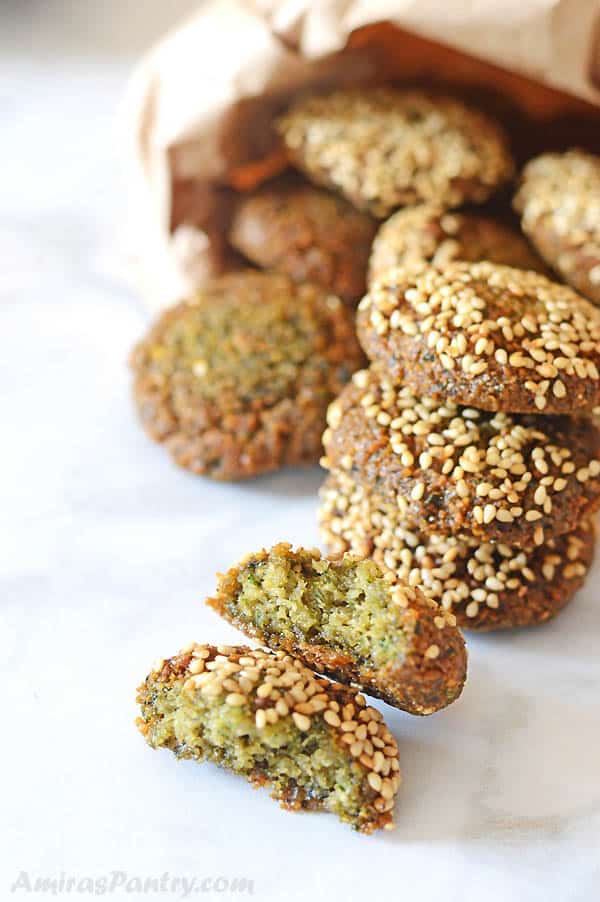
[121,0,600,310]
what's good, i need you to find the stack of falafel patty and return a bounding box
[294,93,600,631]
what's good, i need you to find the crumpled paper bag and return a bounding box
[122,0,600,311]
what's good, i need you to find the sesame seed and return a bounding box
[292,712,311,731]
[255,709,267,729]
[495,509,514,523]
[411,482,425,501]
[368,772,382,792]
[323,709,341,727]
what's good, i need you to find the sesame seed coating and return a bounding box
[207,543,467,715]
[357,261,600,414]
[322,367,600,547]
[319,470,595,630]
[277,89,514,218]
[369,205,547,286]
[229,180,376,303]
[130,271,364,480]
[136,643,400,834]
[513,150,600,304]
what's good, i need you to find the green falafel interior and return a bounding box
[216,548,404,667]
[208,544,467,715]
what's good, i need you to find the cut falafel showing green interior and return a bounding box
[207,544,467,715]
[137,644,400,834]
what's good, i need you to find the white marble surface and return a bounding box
[2,3,600,900]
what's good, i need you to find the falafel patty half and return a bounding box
[513,149,600,304]
[229,180,377,303]
[277,88,514,218]
[136,643,401,834]
[130,271,364,480]
[319,470,595,631]
[357,261,600,415]
[368,204,547,286]
[323,367,600,548]
[207,544,467,715]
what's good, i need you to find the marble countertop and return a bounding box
[2,2,599,900]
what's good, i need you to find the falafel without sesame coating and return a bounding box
[130,271,365,480]
[319,470,595,631]
[513,149,600,304]
[357,261,600,415]
[322,367,600,548]
[229,181,377,303]
[207,543,467,716]
[277,88,514,218]
[368,205,547,286]
[136,643,401,834]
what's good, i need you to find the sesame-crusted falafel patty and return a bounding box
[514,149,600,304]
[277,89,514,218]
[130,271,364,480]
[357,262,600,415]
[368,205,547,286]
[229,181,376,303]
[322,367,600,548]
[136,643,401,833]
[207,543,467,715]
[319,470,595,631]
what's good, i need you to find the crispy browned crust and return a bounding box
[319,471,595,631]
[130,271,365,480]
[368,206,548,286]
[136,643,400,834]
[322,368,600,547]
[207,543,467,716]
[277,89,514,218]
[357,261,600,415]
[229,180,376,303]
[514,150,600,305]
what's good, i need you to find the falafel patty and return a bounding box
[229,180,376,303]
[136,643,401,834]
[207,543,467,715]
[368,205,546,286]
[322,367,600,548]
[277,88,514,218]
[513,149,600,304]
[357,261,600,415]
[130,271,364,480]
[319,470,595,631]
